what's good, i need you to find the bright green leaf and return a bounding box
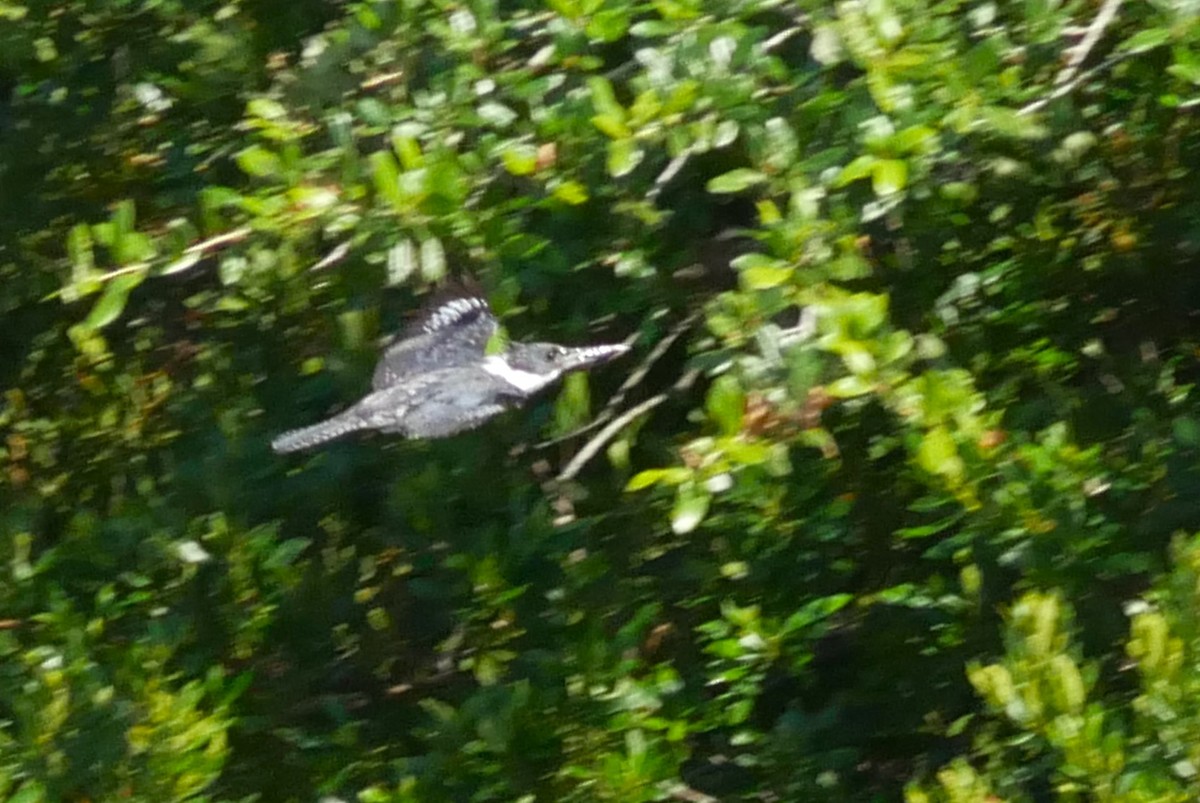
[872,158,908,195]
[501,142,539,176]
[551,180,589,205]
[370,151,404,212]
[419,237,446,282]
[83,272,144,331]
[707,168,767,194]
[607,138,644,177]
[236,145,282,178]
[1119,28,1172,54]
[671,483,711,534]
[706,375,745,435]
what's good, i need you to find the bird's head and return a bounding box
[507,341,630,377]
[483,341,629,394]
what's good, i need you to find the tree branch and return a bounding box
[556,368,700,483]
[1019,0,1125,117]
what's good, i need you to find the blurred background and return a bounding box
[3,0,1200,800]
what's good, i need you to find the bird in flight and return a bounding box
[271,292,629,453]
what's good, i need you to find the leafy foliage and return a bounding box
[3,0,1200,800]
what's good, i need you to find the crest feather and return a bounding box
[402,279,494,337]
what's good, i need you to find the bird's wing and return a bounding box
[372,294,499,389]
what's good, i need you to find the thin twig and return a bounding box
[600,310,700,417]
[1018,0,1124,116]
[556,393,669,482]
[89,261,151,284]
[761,25,803,53]
[310,240,352,271]
[1018,54,1123,117]
[51,226,253,301]
[535,310,699,449]
[183,225,253,256]
[556,367,700,482]
[360,70,405,91]
[647,149,693,202]
[1058,0,1123,87]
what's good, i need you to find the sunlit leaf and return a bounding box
[419,237,446,282]
[671,483,711,534]
[501,142,539,176]
[607,138,644,177]
[872,159,907,195]
[706,375,744,435]
[83,272,144,331]
[236,145,282,178]
[707,168,767,194]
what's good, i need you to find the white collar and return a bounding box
[481,355,555,393]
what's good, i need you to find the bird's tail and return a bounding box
[271,411,370,454]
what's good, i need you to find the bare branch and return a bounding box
[1019,0,1125,116]
[1058,0,1124,87]
[311,240,352,272]
[761,25,803,53]
[555,393,669,482]
[183,225,253,256]
[1018,54,1122,117]
[647,149,693,202]
[556,367,700,482]
[535,310,700,449]
[601,310,701,416]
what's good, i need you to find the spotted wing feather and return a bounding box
[372,295,499,389]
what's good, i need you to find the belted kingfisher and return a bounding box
[271,293,629,454]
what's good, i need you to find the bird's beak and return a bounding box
[563,343,631,371]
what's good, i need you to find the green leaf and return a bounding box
[891,125,938,155]
[826,375,873,398]
[246,97,288,121]
[63,223,97,302]
[419,237,446,282]
[392,128,424,170]
[1119,28,1172,54]
[707,168,767,194]
[501,142,539,176]
[387,239,418,286]
[370,151,404,212]
[551,180,589,205]
[706,375,745,436]
[591,113,631,139]
[872,158,908,195]
[607,138,644,178]
[587,8,629,41]
[8,781,46,803]
[1168,61,1200,86]
[478,101,518,128]
[671,483,711,534]
[917,425,964,482]
[740,265,792,290]
[555,372,592,433]
[626,467,690,491]
[978,106,1048,140]
[588,76,625,121]
[83,272,143,331]
[836,155,876,186]
[236,145,282,178]
[1175,417,1200,447]
[68,222,94,276]
[782,594,853,634]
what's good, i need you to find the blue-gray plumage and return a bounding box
[271,293,628,454]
